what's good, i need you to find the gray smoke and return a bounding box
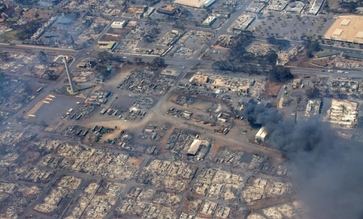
[243,100,363,219]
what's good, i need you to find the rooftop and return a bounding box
[324,15,363,44]
[174,0,216,8]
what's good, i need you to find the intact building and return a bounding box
[187,139,210,157]
[175,0,216,8]
[255,127,269,143]
[111,21,127,29]
[324,15,363,44]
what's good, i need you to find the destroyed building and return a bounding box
[328,99,359,128]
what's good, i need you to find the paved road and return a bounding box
[118,50,363,79]
[0,43,76,55]
[321,44,363,54]
[289,66,363,78]
[2,41,362,80]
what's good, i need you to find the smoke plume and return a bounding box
[243,100,363,219]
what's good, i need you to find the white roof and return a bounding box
[175,0,216,8]
[256,127,268,139]
[187,139,209,155]
[340,19,351,26]
[333,28,343,36]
